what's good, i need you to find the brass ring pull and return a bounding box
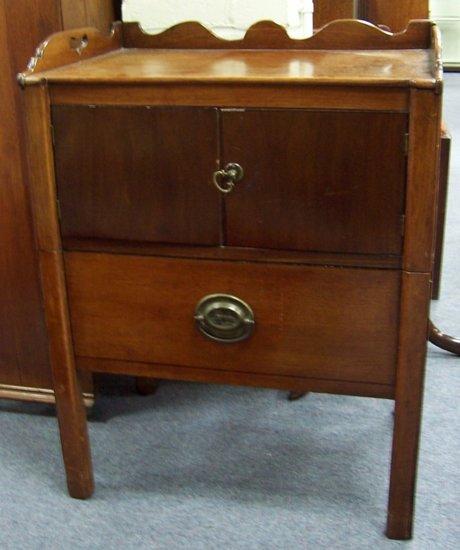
[194,294,255,343]
[213,163,244,194]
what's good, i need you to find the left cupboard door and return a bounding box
[52,106,221,246]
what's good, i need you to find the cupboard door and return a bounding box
[222,109,407,255]
[53,106,220,246]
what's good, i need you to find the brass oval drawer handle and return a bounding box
[213,163,244,194]
[194,294,254,343]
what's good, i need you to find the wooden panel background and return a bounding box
[314,1,429,32]
[61,0,117,31]
[359,1,429,31]
[313,0,355,29]
[0,0,118,399]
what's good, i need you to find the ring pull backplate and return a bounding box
[194,294,255,343]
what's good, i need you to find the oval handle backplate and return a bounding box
[194,294,255,343]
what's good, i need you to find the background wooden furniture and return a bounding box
[359,0,429,31]
[313,0,355,29]
[21,19,442,539]
[0,0,119,404]
[313,1,429,32]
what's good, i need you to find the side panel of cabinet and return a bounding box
[222,109,407,256]
[53,106,221,246]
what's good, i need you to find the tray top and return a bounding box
[29,47,436,87]
[19,19,442,89]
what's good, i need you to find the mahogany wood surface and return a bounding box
[65,252,400,385]
[49,83,410,112]
[223,109,407,255]
[387,271,431,539]
[0,0,116,403]
[31,47,436,88]
[23,84,93,498]
[62,237,402,270]
[313,1,355,30]
[362,0,429,32]
[0,0,60,392]
[428,322,460,356]
[78,357,394,400]
[61,0,115,32]
[18,24,122,84]
[19,18,443,538]
[432,129,451,299]
[53,105,220,245]
[122,19,432,51]
[403,90,442,273]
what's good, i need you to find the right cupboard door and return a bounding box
[222,109,407,256]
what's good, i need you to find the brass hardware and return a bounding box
[194,294,255,343]
[213,163,244,194]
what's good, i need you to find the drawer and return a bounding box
[65,252,400,385]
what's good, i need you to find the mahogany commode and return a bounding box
[20,19,443,540]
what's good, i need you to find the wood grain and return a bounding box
[16,12,442,533]
[53,105,221,245]
[23,85,61,251]
[0,0,55,389]
[122,19,432,50]
[65,252,400,386]
[387,271,431,539]
[23,84,93,498]
[39,250,94,498]
[223,109,407,255]
[313,0,355,30]
[432,128,451,299]
[0,0,117,397]
[62,237,402,270]
[49,83,410,112]
[403,89,442,272]
[362,0,429,32]
[18,23,122,84]
[60,0,115,31]
[78,357,394,400]
[30,48,436,89]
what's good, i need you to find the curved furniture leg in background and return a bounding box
[429,321,460,356]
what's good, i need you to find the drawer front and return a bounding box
[222,109,407,255]
[53,106,220,245]
[65,253,400,385]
